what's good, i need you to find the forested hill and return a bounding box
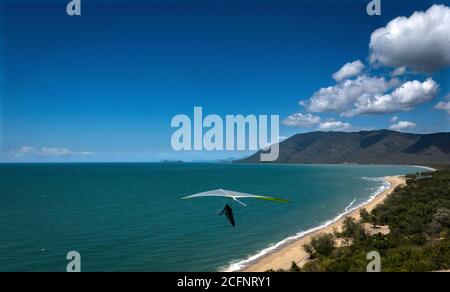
[238,130,450,167]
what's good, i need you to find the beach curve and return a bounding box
[231,175,407,272]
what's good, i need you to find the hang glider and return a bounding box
[181,189,290,207]
[182,189,290,227]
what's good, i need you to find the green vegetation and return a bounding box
[287,170,450,272]
[303,233,336,259]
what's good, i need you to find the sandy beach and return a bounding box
[242,175,407,272]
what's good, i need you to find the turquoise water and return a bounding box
[0,163,426,272]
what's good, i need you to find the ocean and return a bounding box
[0,163,427,272]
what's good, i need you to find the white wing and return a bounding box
[181,189,290,206]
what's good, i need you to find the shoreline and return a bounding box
[235,175,407,272]
[411,165,437,172]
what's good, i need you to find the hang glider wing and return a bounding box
[181,189,290,206]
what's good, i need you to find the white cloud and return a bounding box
[390,121,417,131]
[390,116,399,123]
[318,120,353,132]
[9,146,94,158]
[282,113,321,127]
[302,76,395,113]
[38,147,73,157]
[369,5,450,72]
[15,146,36,155]
[301,75,438,117]
[332,60,364,82]
[435,101,450,114]
[283,113,355,132]
[391,67,407,77]
[346,78,439,116]
[289,5,449,127]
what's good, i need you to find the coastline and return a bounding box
[411,165,438,172]
[236,175,407,272]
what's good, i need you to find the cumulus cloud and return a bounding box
[347,78,439,116]
[289,5,448,129]
[390,121,417,131]
[435,101,450,114]
[302,76,395,113]
[282,113,321,127]
[369,5,450,72]
[332,60,365,82]
[318,120,353,132]
[301,75,438,117]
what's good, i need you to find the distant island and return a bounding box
[238,130,450,168]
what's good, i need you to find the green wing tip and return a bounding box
[259,196,291,203]
[274,198,291,203]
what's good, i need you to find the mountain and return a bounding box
[237,130,450,167]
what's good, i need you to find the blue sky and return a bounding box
[0,0,449,162]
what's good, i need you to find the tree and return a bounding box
[433,208,450,228]
[369,214,378,228]
[429,208,450,235]
[303,242,316,259]
[360,208,371,222]
[341,217,357,238]
[303,233,336,258]
[289,262,301,272]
